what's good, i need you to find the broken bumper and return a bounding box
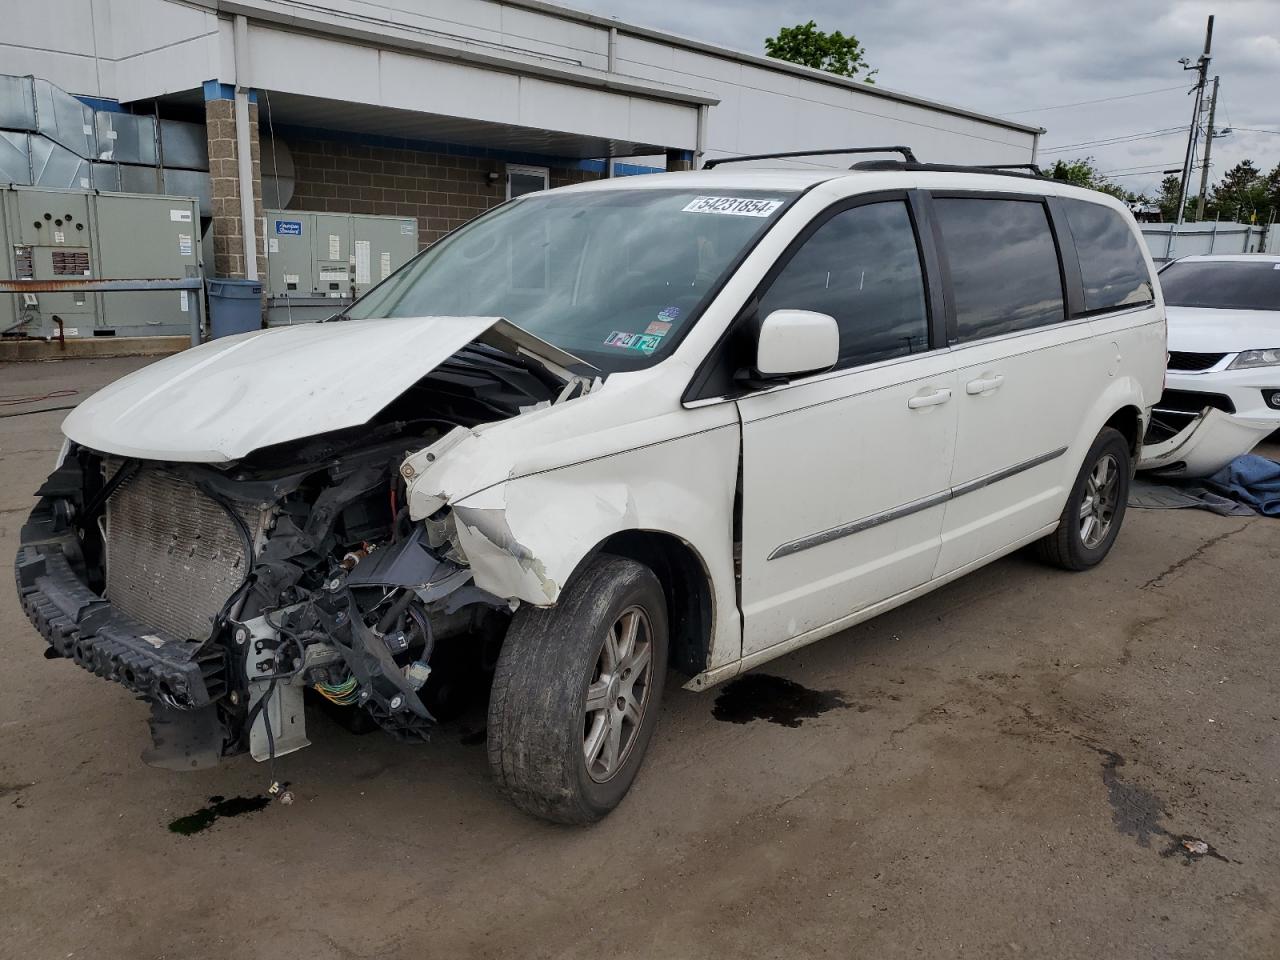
[1138,407,1277,478]
[15,544,225,710]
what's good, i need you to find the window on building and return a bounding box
[934,198,1065,342]
[1061,198,1154,312]
[757,200,929,368]
[506,165,549,199]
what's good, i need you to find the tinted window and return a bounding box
[758,201,929,368]
[1062,198,1154,312]
[1159,260,1280,311]
[935,198,1065,341]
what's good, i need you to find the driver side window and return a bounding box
[758,200,930,369]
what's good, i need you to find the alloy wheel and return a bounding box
[1079,452,1120,549]
[583,605,653,783]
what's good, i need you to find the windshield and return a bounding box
[1159,259,1280,311]
[347,188,795,372]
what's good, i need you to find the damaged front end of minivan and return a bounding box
[14,317,596,770]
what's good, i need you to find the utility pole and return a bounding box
[1176,15,1213,225]
[1195,75,1220,220]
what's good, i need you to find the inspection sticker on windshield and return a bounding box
[682,196,784,217]
[605,331,663,354]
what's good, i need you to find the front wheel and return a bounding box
[1035,427,1131,571]
[487,555,668,824]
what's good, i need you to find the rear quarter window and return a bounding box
[1061,198,1154,313]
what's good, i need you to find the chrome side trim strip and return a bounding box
[949,446,1068,499]
[768,445,1069,561]
[768,489,951,560]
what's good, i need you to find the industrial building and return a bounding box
[2,0,1041,332]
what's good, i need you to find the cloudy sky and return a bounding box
[572,0,1280,199]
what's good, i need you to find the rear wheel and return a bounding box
[487,555,668,824]
[1035,427,1131,571]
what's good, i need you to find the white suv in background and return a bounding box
[1140,254,1280,476]
[18,153,1166,823]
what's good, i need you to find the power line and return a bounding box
[1001,84,1186,116]
[1231,126,1280,135]
[1040,127,1185,154]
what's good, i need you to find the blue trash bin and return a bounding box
[207,278,264,339]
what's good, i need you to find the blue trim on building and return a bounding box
[74,95,126,113]
[577,159,665,176]
[202,80,257,103]
[271,122,663,175]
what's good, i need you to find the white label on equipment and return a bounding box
[319,267,346,283]
[681,196,784,217]
[178,233,193,256]
[283,273,299,285]
[63,327,79,336]
[79,177,90,189]
[328,234,341,260]
[82,124,92,136]
[401,221,414,235]
[170,209,192,222]
[354,240,371,285]
[268,237,279,253]
[53,230,65,244]
[380,250,391,280]
[179,290,189,312]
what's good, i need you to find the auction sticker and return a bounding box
[682,196,784,217]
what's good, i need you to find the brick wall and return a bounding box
[206,99,265,279]
[284,138,599,248]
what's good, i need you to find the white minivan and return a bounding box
[17,154,1165,822]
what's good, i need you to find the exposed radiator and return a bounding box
[104,466,258,641]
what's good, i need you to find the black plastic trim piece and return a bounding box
[702,146,917,169]
[15,542,221,709]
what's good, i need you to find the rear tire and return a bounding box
[1035,427,1131,571]
[487,555,668,824]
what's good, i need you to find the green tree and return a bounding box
[1266,163,1280,216]
[765,21,877,83]
[1048,157,1140,203]
[1157,175,1185,221]
[1207,159,1267,222]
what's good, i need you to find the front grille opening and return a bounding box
[1167,351,1226,371]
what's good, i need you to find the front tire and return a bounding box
[487,555,668,824]
[1035,427,1131,571]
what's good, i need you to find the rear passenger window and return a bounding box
[934,198,1065,342]
[758,201,928,368]
[1061,198,1154,312]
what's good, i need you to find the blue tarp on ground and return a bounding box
[1130,455,1280,517]
[1204,455,1280,517]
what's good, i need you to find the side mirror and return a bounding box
[754,309,839,380]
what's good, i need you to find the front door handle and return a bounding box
[966,374,1005,395]
[907,388,952,409]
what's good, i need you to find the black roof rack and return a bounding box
[849,159,1048,180]
[702,146,917,169]
[973,163,1045,176]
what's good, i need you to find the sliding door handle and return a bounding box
[966,374,1005,395]
[907,388,952,409]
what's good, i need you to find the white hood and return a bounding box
[62,316,584,463]
[1166,306,1280,354]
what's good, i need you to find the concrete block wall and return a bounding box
[206,98,266,278]
[284,138,598,248]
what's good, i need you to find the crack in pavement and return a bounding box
[1141,523,1251,590]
